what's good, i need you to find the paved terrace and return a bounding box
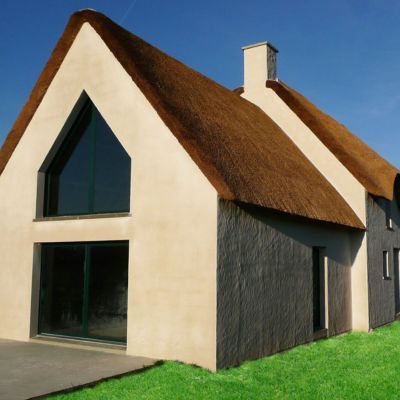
[0,338,156,400]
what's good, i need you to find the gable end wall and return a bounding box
[0,23,218,370]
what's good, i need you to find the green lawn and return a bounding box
[50,322,400,400]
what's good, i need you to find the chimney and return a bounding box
[242,42,278,92]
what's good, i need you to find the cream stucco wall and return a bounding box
[243,45,269,91]
[242,83,370,331]
[0,24,218,369]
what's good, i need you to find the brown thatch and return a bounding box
[0,10,364,229]
[232,86,244,95]
[267,80,399,200]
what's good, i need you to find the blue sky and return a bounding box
[1,0,400,167]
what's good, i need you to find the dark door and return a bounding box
[312,247,325,332]
[394,248,400,315]
[39,241,129,343]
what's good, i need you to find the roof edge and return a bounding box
[0,10,365,231]
[0,10,236,202]
[0,10,89,175]
[266,79,399,201]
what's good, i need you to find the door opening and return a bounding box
[38,241,129,344]
[312,247,326,333]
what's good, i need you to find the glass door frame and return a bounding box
[38,240,129,345]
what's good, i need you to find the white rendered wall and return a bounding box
[0,24,218,369]
[243,45,269,91]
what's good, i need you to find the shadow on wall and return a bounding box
[371,196,400,231]
[239,201,364,267]
[216,199,360,368]
[365,179,400,329]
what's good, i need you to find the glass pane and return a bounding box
[46,107,92,215]
[93,108,131,213]
[87,243,129,342]
[39,245,85,337]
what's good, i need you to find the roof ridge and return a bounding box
[0,9,365,229]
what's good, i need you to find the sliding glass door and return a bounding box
[39,241,129,343]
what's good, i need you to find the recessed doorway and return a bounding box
[38,241,129,344]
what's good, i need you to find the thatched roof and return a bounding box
[0,10,364,229]
[267,80,399,200]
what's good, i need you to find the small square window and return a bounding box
[383,251,390,279]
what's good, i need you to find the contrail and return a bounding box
[119,0,138,23]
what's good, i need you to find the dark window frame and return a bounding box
[312,246,327,334]
[383,250,391,280]
[43,100,131,217]
[38,240,129,344]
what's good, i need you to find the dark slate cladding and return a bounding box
[367,195,400,328]
[217,199,353,369]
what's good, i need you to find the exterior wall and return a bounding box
[367,195,400,328]
[241,87,370,331]
[0,24,218,370]
[243,45,273,90]
[241,89,366,222]
[217,200,355,369]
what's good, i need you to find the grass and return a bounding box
[50,322,400,400]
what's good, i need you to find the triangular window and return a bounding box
[44,100,131,216]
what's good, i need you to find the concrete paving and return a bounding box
[0,338,157,400]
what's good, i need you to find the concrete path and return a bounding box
[0,338,156,400]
